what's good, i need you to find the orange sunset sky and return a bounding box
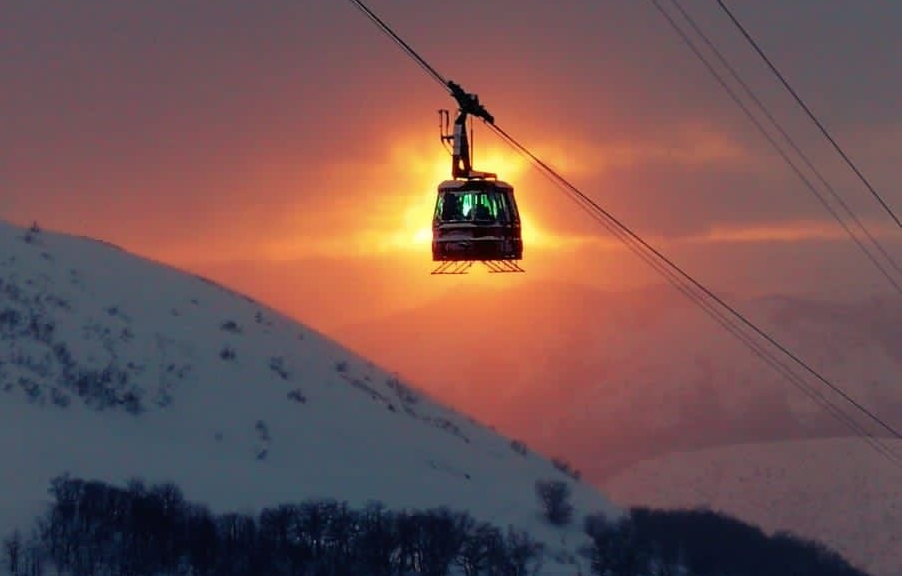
[4,2,901,343]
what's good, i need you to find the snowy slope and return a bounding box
[0,220,620,571]
[335,282,902,479]
[602,437,902,576]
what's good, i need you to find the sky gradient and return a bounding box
[3,0,901,329]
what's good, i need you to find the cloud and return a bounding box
[682,220,902,245]
[531,121,757,177]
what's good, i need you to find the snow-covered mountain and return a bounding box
[602,437,902,576]
[333,279,901,575]
[0,220,620,572]
[334,281,902,480]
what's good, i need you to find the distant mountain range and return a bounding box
[602,437,902,576]
[334,279,901,481]
[334,280,901,576]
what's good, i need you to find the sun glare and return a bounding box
[371,136,537,254]
[365,136,591,259]
[269,129,590,262]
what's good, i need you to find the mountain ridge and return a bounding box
[602,436,902,576]
[332,277,902,479]
[0,219,619,572]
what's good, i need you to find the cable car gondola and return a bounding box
[431,82,524,274]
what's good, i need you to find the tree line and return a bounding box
[3,475,543,576]
[2,475,869,576]
[582,506,869,576]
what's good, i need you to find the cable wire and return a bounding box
[489,121,902,447]
[502,127,902,465]
[648,0,902,294]
[343,0,902,463]
[714,0,902,229]
[347,0,450,91]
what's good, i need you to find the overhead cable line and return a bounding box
[500,128,902,465]
[647,0,902,294]
[343,0,902,462]
[490,121,901,452]
[347,0,450,90]
[715,0,902,229]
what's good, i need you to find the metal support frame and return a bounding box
[431,83,526,276]
[430,260,525,275]
[431,261,473,275]
[482,260,525,273]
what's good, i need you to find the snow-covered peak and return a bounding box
[0,219,620,570]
